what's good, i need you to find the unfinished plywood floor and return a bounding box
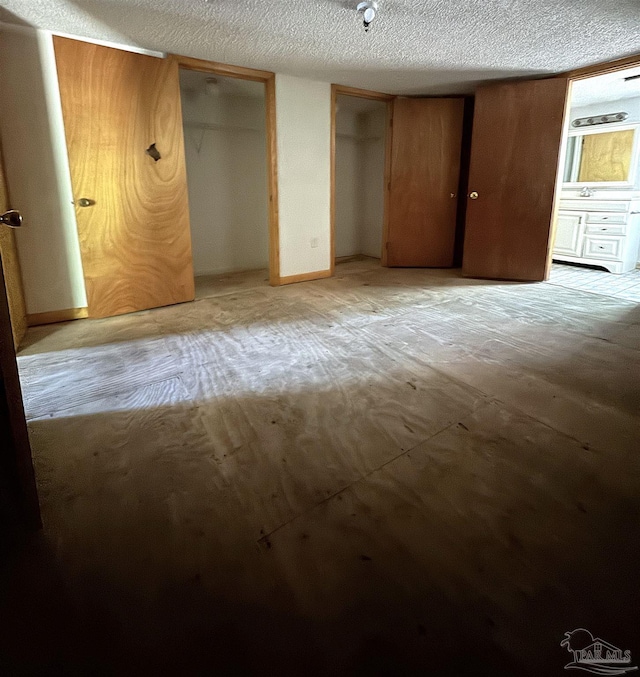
[194,268,270,301]
[3,260,640,676]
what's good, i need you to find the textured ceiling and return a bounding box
[1,0,640,95]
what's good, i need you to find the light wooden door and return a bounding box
[462,78,569,281]
[386,98,464,267]
[54,36,194,319]
[0,142,27,348]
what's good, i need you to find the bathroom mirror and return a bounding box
[563,123,640,188]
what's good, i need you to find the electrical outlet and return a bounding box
[310,237,319,249]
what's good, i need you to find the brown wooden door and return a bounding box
[0,248,40,544]
[0,142,27,348]
[462,78,569,281]
[386,98,464,267]
[54,37,195,319]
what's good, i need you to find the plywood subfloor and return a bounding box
[4,260,640,676]
[195,268,271,301]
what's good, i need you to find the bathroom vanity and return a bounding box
[553,121,640,274]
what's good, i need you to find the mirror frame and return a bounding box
[562,121,640,190]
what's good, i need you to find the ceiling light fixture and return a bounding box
[357,1,378,33]
[572,112,629,127]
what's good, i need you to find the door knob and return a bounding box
[0,210,22,228]
[74,198,95,208]
[469,191,479,200]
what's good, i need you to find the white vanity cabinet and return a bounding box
[554,211,586,257]
[553,199,640,273]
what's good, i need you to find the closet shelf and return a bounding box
[336,132,384,141]
[184,121,264,133]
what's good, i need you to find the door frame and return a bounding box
[330,85,395,273]
[170,55,281,285]
[559,53,640,80]
[545,53,640,277]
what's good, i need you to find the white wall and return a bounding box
[570,97,640,125]
[335,109,360,258]
[334,104,386,260]
[0,25,87,314]
[180,76,269,276]
[360,108,386,258]
[275,75,331,278]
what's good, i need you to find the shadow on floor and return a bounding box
[2,385,639,675]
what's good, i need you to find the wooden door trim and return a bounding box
[330,84,395,274]
[333,85,395,102]
[558,53,640,81]
[171,55,274,82]
[170,55,281,285]
[27,307,89,327]
[381,98,394,267]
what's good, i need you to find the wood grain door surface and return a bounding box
[386,98,464,267]
[462,78,570,281]
[54,36,194,319]
[0,140,26,347]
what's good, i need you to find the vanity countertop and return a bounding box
[560,190,640,201]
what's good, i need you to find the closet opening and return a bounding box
[177,62,278,297]
[547,66,640,303]
[331,87,393,274]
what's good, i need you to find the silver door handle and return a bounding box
[0,210,22,228]
[469,191,479,200]
[74,198,95,208]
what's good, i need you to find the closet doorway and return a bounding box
[331,86,393,272]
[175,58,279,295]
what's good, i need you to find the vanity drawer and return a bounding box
[585,212,628,225]
[585,223,626,236]
[582,236,624,261]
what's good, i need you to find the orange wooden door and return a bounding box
[0,139,26,347]
[386,98,464,267]
[54,37,194,319]
[462,78,570,281]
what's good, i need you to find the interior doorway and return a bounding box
[548,66,640,302]
[331,86,393,273]
[178,69,271,298]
